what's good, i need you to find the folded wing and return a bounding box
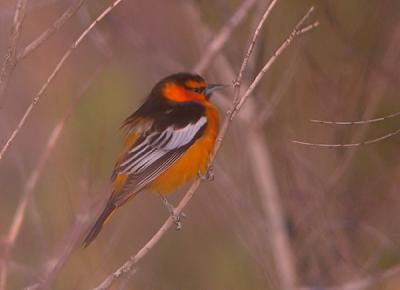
[112,115,207,204]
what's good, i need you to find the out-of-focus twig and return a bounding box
[90,4,317,290]
[17,0,89,60]
[310,110,400,125]
[24,200,95,290]
[293,110,400,147]
[299,264,400,290]
[0,0,28,105]
[193,0,257,73]
[1,65,103,290]
[292,127,400,147]
[0,0,124,164]
[248,127,298,290]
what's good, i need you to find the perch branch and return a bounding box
[90,5,317,290]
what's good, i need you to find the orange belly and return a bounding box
[148,104,219,194]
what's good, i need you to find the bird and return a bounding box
[82,72,224,247]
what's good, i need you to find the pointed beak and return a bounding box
[204,83,227,99]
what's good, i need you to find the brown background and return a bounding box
[0,0,399,289]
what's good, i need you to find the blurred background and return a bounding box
[0,0,399,289]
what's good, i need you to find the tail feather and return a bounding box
[83,201,116,248]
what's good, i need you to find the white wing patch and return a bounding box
[119,116,207,175]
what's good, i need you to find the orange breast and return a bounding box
[149,103,219,194]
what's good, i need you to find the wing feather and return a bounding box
[112,116,207,204]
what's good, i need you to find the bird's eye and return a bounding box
[191,87,204,94]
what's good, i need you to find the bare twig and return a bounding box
[91,5,317,290]
[292,127,400,147]
[193,0,257,73]
[0,0,29,104]
[233,8,318,117]
[310,110,400,125]
[216,0,281,156]
[1,66,102,290]
[91,179,201,290]
[0,0,124,163]
[234,0,279,90]
[17,0,89,60]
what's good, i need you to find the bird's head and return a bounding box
[152,73,225,104]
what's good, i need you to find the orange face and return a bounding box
[162,79,207,103]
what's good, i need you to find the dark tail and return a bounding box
[83,201,116,248]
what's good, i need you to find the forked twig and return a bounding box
[234,0,279,91]
[232,8,318,117]
[0,0,125,163]
[90,4,317,290]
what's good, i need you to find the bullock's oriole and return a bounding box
[83,73,223,247]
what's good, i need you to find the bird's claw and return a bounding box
[162,196,185,230]
[199,165,214,181]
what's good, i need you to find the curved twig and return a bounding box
[292,127,400,147]
[310,110,400,125]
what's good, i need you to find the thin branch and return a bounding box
[292,127,400,147]
[90,5,318,290]
[193,0,257,73]
[1,66,102,290]
[235,0,279,87]
[233,0,279,106]
[233,8,318,117]
[310,110,400,125]
[0,0,124,164]
[0,0,29,104]
[17,0,89,60]
[91,179,201,290]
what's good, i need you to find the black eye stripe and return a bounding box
[191,87,205,93]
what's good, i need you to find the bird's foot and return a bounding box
[162,196,185,230]
[199,165,214,181]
